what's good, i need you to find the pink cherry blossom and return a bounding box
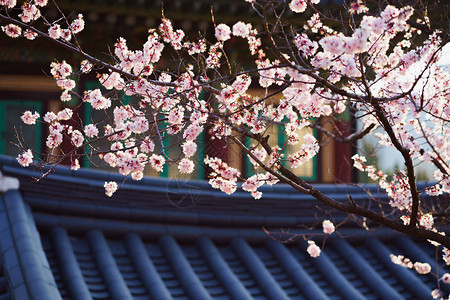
[5,0,450,270]
[443,248,450,265]
[322,220,335,234]
[57,108,73,120]
[131,118,148,134]
[99,72,124,90]
[24,29,37,40]
[80,60,92,74]
[178,158,194,174]
[71,159,80,170]
[206,42,222,69]
[184,39,207,55]
[84,124,99,138]
[248,148,267,167]
[60,90,72,102]
[131,171,143,181]
[43,112,57,123]
[21,111,40,125]
[71,130,84,147]
[209,178,237,195]
[1,24,21,38]
[307,241,321,258]
[215,24,231,42]
[70,14,84,34]
[319,35,345,56]
[168,107,184,125]
[182,141,197,157]
[390,254,413,268]
[19,2,40,23]
[349,0,368,14]
[150,154,165,172]
[46,132,61,148]
[159,18,185,50]
[0,0,17,8]
[251,191,262,199]
[34,0,47,7]
[419,213,434,230]
[51,61,72,79]
[140,139,155,153]
[232,22,250,38]
[289,0,307,13]
[48,24,61,39]
[294,34,318,57]
[84,89,111,110]
[55,78,75,90]
[414,262,431,275]
[232,74,251,94]
[264,173,279,185]
[242,174,265,192]
[104,181,118,197]
[103,153,117,167]
[431,289,441,299]
[183,124,203,141]
[17,150,33,167]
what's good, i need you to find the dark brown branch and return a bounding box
[369,98,421,229]
[311,123,376,143]
[233,125,450,248]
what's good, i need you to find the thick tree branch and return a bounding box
[311,123,376,143]
[369,98,421,228]
[232,127,450,248]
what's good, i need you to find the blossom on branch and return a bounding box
[307,241,321,258]
[104,181,118,197]
[17,150,33,167]
[289,0,307,13]
[178,158,195,174]
[232,21,250,38]
[0,0,17,8]
[322,220,335,234]
[84,89,111,110]
[414,262,431,275]
[1,24,21,37]
[21,111,39,125]
[215,24,231,42]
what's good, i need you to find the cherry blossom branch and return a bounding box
[0,13,177,88]
[417,120,449,172]
[311,122,376,143]
[32,129,124,180]
[228,135,311,194]
[369,97,421,228]
[234,125,450,248]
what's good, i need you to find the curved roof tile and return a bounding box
[0,155,447,300]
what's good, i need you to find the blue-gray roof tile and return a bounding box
[0,155,447,300]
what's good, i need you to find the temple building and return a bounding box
[0,0,354,183]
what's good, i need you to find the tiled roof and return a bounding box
[0,155,448,299]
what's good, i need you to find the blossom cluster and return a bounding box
[241,172,279,199]
[50,61,76,92]
[322,220,335,234]
[17,149,33,167]
[390,254,432,275]
[306,241,321,258]
[205,157,240,195]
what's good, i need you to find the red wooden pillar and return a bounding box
[333,120,354,183]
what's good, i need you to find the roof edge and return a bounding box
[1,190,61,300]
